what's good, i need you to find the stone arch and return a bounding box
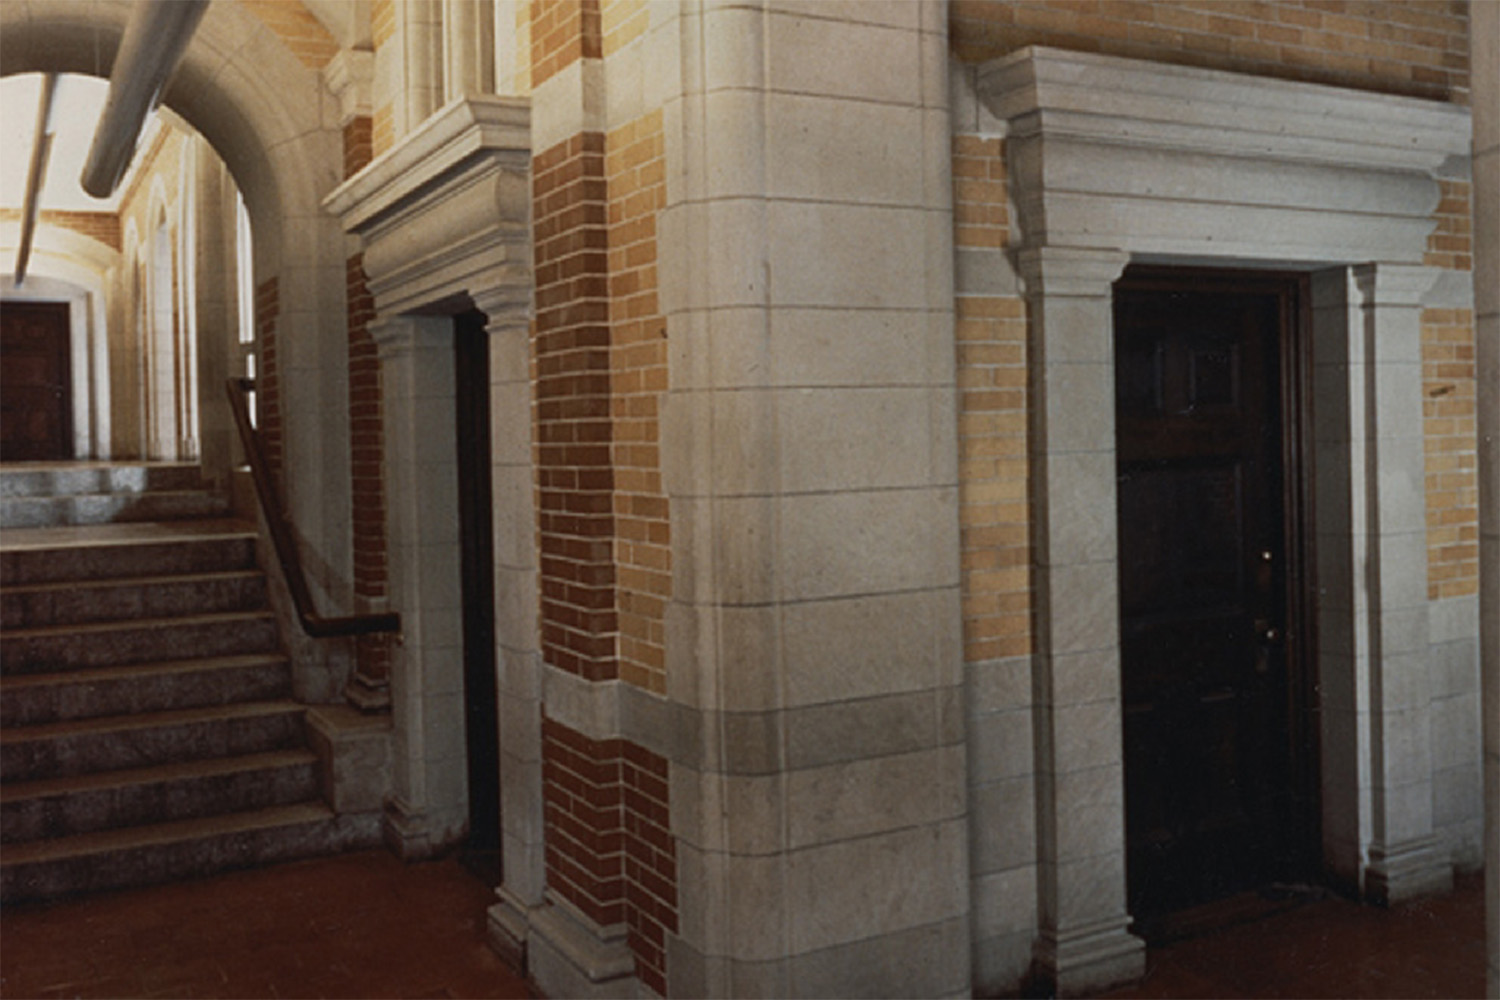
[1,0,354,696]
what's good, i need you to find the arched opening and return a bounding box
[2,0,355,719]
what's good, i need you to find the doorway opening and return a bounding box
[1,301,73,461]
[455,308,500,884]
[1114,267,1320,936]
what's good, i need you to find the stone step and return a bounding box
[0,802,381,903]
[1,749,319,844]
[0,700,305,783]
[0,489,231,529]
[0,462,204,499]
[0,521,259,586]
[0,611,280,675]
[1,570,268,629]
[0,654,292,727]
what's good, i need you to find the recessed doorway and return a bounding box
[455,308,500,884]
[1,301,72,461]
[1114,267,1319,932]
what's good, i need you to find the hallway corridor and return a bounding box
[0,847,1484,999]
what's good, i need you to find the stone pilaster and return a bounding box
[370,313,468,859]
[1015,246,1144,996]
[1312,264,1452,903]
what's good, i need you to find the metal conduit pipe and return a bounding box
[14,73,57,286]
[79,0,209,199]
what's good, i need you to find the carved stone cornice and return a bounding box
[323,95,533,318]
[979,47,1472,265]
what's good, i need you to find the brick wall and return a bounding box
[1423,306,1479,600]
[606,110,669,695]
[0,210,123,252]
[256,276,282,486]
[541,714,677,994]
[370,0,395,157]
[343,117,373,179]
[239,0,341,71]
[371,0,395,46]
[602,0,649,56]
[347,253,390,678]
[531,0,602,88]
[951,0,1469,104]
[533,133,618,682]
[1422,181,1477,601]
[371,104,395,158]
[953,136,1032,665]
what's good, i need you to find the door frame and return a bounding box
[1111,264,1322,918]
[981,46,1465,992]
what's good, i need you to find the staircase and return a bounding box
[0,462,376,902]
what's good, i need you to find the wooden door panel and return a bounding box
[1,302,73,462]
[1116,272,1310,924]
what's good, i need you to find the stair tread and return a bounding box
[0,519,257,553]
[0,801,334,867]
[0,653,289,692]
[2,569,263,597]
[0,749,317,806]
[1,609,275,642]
[5,489,220,501]
[0,699,304,745]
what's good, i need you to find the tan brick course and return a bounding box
[951,0,1469,104]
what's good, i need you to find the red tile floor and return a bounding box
[0,850,1486,999]
[0,850,534,999]
[1102,871,1487,1000]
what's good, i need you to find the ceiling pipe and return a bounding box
[14,73,58,286]
[79,0,209,199]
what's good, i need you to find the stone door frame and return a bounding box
[978,46,1472,994]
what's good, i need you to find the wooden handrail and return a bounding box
[226,377,401,639]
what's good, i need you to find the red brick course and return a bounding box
[343,117,374,180]
[347,254,389,679]
[541,714,677,995]
[256,277,282,487]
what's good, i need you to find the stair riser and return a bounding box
[1,712,305,783]
[0,813,381,903]
[1,618,280,675]
[2,763,318,844]
[0,465,203,499]
[2,575,268,629]
[0,538,257,586]
[1,492,229,529]
[1,662,291,727]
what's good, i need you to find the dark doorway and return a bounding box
[1,302,72,462]
[1114,268,1316,932]
[455,308,500,884]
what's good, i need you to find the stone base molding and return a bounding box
[1365,837,1456,906]
[1034,918,1146,998]
[527,893,637,1000]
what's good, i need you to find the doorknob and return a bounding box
[1254,618,1282,644]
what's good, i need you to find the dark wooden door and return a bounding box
[1,302,72,461]
[1115,270,1313,925]
[455,309,501,884]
